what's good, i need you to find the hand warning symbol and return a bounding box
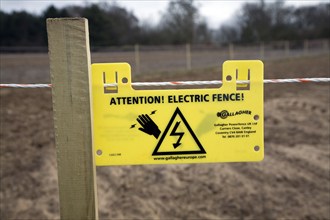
[170,121,184,148]
[137,114,161,139]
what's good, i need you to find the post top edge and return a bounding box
[46,17,87,22]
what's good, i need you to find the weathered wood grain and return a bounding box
[47,18,98,220]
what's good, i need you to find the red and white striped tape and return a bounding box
[0,78,329,88]
[0,83,52,88]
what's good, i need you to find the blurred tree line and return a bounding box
[0,0,329,47]
[217,0,330,44]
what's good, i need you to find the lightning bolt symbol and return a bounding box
[170,121,184,149]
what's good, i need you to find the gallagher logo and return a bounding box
[217,110,251,119]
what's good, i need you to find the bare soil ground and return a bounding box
[0,54,329,220]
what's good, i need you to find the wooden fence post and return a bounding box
[260,42,265,59]
[135,44,140,74]
[323,39,329,52]
[47,18,98,220]
[285,40,290,56]
[229,43,234,59]
[304,40,309,55]
[186,43,192,70]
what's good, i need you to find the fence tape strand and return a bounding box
[0,78,329,88]
[0,84,52,88]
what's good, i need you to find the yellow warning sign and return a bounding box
[91,61,264,166]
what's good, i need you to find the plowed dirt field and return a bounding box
[1,54,329,219]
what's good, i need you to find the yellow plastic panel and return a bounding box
[91,61,264,166]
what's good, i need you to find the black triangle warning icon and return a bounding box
[152,107,206,156]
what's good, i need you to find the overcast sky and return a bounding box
[0,0,327,28]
